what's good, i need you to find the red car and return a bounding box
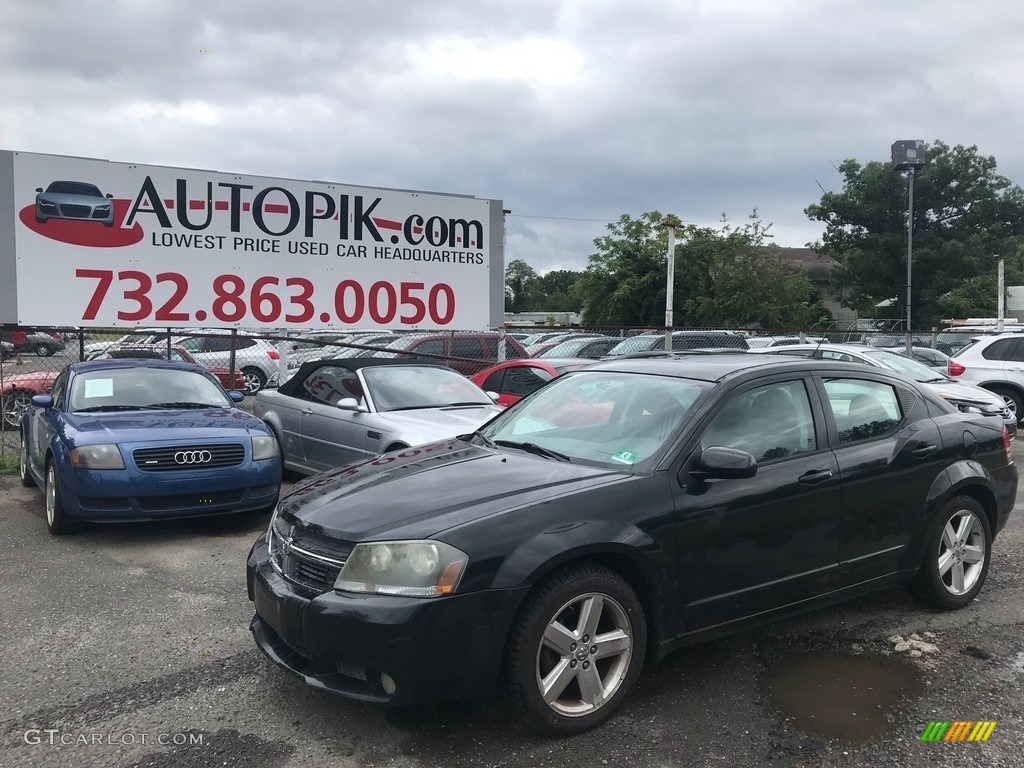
[2,369,59,429]
[91,345,247,391]
[470,357,592,407]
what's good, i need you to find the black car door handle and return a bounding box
[798,469,834,485]
[910,443,938,458]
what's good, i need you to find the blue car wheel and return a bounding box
[45,461,81,536]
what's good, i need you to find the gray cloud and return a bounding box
[3,0,1023,274]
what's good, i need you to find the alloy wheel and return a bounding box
[2,392,32,429]
[937,509,986,596]
[45,465,56,527]
[535,592,633,718]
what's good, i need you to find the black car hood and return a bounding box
[278,439,626,541]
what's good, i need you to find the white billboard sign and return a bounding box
[0,151,503,329]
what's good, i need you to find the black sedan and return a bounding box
[247,355,1017,735]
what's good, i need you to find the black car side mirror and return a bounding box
[694,445,757,480]
[35,187,43,193]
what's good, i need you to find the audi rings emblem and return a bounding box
[174,450,213,465]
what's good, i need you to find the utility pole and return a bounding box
[664,224,676,351]
[891,140,927,355]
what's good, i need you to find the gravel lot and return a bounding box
[0,438,1021,768]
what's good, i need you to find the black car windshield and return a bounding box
[363,366,493,411]
[45,181,103,196]
[69,368,230,412]
[480,371,708,469]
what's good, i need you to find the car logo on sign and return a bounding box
[174,450,213,465]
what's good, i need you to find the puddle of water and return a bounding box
[761,651,923,741]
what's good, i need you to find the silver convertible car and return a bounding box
[253,359,503,475]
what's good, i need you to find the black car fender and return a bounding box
[902,461,1000,572]
[487,519,673,645]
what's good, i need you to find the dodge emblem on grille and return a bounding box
[174,450,213,465]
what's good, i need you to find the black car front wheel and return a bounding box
[45,461,81,535]
[505,565,647,735]
[910,496,991,610]
[35,343,53,357]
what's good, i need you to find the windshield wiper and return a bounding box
[442,401,493,408]
[74,405,145,413]
[461,430,495,448]
[493,439,572,462]
[142,402,217,409]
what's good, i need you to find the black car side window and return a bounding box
[823,379,902,443]
[702,380,816,462]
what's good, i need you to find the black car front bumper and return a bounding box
[247,538,529,706]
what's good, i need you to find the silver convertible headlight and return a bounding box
[334,540,468,597]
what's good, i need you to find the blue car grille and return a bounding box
[59,204,92,218]
[132,443,245,471]
[79,496,131,511]
[139,489,245,511]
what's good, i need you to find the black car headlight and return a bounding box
[334,540,468,597]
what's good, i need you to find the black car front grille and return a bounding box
[271,528,352,594]
[59,204,91,218]
[133,443,245,471]
[138,489,245,511]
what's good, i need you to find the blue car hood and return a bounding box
[61,408,267,445]
[278,439,627,541]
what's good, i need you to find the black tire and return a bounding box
[987,386,1022,424]
[35,343,52,357]
[19,431,35,488]
[909,495,991,610]
[45,460,81,535]
[241,367,267,395]
[504,565,647,736]
[1,389,33,431]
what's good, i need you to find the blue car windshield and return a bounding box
[69,368,230,412]
[45,181,103,196]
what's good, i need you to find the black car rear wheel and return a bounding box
[910,496,991,610]
[35,343,52,357]
[505,565,646,735]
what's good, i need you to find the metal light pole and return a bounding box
[664,224,676,351]
[892,140,927,355]
[905,167,915,355]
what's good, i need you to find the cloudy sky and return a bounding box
[3,0,1023,274]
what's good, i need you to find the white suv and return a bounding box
[173,332,281,394]
[948,333,1024,421]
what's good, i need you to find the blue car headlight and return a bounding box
[70,444,125,469]
[334,540,468,597]
[252,435,280,461]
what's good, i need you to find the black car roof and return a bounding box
[583,354,873,383]
[277,357,449,397]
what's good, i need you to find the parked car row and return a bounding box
[13,337,1020,736]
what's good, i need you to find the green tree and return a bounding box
[806,141,1024,325]
[504,259,541,312]
[575,211,827,327]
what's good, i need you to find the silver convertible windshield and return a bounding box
[69,368,231,412]
[362,365,494,412]
[479,371,708,468]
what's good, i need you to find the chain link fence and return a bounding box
[0,322,982,459]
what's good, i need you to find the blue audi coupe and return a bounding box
[19,359,282,534]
